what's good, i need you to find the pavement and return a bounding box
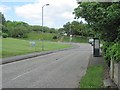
[2,43,92,88]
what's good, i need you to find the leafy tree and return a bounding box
[63,22,71,36]
[0,12,6,25]
[6,21,29,38]
[1,13,60,38]
[61,21,92,37]
[0,12,8,33]
[74,2,120,42]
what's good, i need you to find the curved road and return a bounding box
[2,43,92,88]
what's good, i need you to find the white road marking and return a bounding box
[12,71,31,80]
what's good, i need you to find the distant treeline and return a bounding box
[1,12,58,38]
[1,12,95,38]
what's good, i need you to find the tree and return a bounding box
[63,22,71,36]
[6,21,29,38]
[1,13,60,38]
[0,12,6,25]
[60,21,92,37]
[74,2,120,42]
[0,12,7,33]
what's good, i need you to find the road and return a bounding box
[2,43,92,88]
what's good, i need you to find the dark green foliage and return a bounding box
[60,21,93,37]
[109,42,120,62]
[2,33,8,38]
[52,35,57,39]
[6,21,29,38]
[74,2,120,42]
[102,42,120,64]
[74,2,120,63]
[0,12,7,33]
[1,13,58,39]
[102,42,114,66]
[0,31,2,36]
[0,12,6,25]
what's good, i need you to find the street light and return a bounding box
[69,23,72,43]
[41,4,50,51]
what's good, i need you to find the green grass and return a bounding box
[62,36,88,43]
[26,32,58,41]
[26,32,88,43]
[1,38,72,58]
[80,65,104,88]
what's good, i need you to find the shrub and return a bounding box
[2,33,8,38]
[102,42,120,65]
[110,43,120,63]
[0,31,2,36]
[53,35,57,39]
[102,42,114,66]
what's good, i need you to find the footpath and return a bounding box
[88,54,118,89]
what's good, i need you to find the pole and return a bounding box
[69,24,71,43]
[42,6,44,51]
[41,4,49,51]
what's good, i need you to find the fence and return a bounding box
[110,60,120,89]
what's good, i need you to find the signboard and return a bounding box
[29,41,36,47]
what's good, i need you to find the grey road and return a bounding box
[2,43,92,88]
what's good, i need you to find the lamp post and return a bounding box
[42,4,50,51]
[69,23,72,43]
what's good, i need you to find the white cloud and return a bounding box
[61,12,74,20]
[14,0,79,28]
[0,5,11,13]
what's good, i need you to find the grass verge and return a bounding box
[63,36,88,43]
[2,38,73,58]
[26,32,58,41]
[80,65,104,88]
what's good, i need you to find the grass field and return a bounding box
[26,32,88,43]
[26,32,58,41]
[80,65,104,88]
[62,36,88,43]
[1,38,73,58]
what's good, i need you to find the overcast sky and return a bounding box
[0,0,86,28]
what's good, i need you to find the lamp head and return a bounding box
[46,4,50,6]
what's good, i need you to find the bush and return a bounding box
[0,31,2,36]
[53,35,57,39]
[110,43,120,63]
[102,42,120,65]
[2,33,8,38]
[102,42,114,66]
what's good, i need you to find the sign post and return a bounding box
[93,38,100,57]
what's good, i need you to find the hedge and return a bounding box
[102,42,120,64]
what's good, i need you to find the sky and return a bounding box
[0,0,86,28]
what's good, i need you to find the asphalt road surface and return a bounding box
[2,43,92,88]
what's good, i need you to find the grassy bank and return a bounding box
[2,38,72,58]
[80,65,104,88]
[26,32,58,41]
[26,32,88,43]
[62,36,88,43]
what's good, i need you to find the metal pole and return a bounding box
[69,24,71,43]
[42,6,44,51]
[41,4,49,51]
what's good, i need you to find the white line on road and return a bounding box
[12,71,31,80]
